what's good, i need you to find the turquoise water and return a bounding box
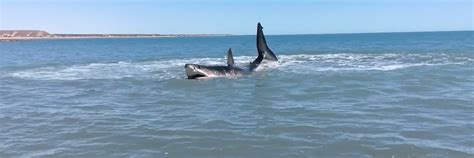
[0,31,473,157]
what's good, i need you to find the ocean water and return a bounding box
[0,31,473,158]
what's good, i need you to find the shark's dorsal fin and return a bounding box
[227,48,234,67]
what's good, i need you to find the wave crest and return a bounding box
[6,53,471,80]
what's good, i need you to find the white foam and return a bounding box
[275,53,468,73]
[6,53,471,80]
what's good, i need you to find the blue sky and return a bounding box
[1,0,472,34]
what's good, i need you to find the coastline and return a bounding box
[0,34,231,42]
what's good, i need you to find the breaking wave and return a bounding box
[6,53,472,80]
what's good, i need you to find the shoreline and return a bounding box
[0,34,231,42]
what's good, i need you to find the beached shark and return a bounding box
[184,23,278,79]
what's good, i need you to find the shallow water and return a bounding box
[1,31,473,157]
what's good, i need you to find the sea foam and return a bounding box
[6,53,471,81]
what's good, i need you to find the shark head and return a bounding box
[184,62,246,79]
[184,64,216,79]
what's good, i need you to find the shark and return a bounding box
[184,23,277,79]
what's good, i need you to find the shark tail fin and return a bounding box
[257,22,278,61]
[263,45,278,61]
[227,48,234,67]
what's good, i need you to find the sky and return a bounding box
[0,0,472,34]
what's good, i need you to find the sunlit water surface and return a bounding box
[1,32,473,157]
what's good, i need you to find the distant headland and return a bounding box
[0,30,230,42]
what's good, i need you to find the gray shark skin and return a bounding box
[184,23,277,79]
[256,22,278,61]
[184,48,249,79]
[184,64,248,79]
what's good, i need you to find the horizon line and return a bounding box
[1,29,472,36]
[237,30,474,36]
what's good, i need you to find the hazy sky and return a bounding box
[1,0,472,34]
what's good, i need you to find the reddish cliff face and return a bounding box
[0,30,50,37]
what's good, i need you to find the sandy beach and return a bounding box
[0,34,230,42]
[0,30,230,42]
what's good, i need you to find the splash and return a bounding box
[6,53,471,80]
